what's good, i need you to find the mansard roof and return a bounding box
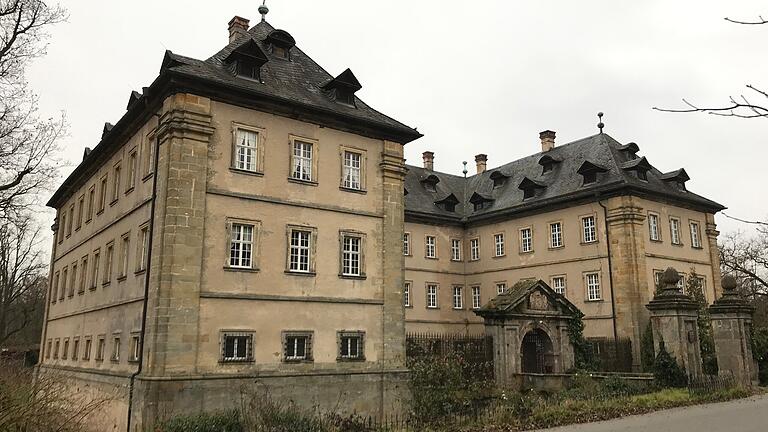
[404,133,724,224]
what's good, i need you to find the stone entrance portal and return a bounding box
[475,279,582,386]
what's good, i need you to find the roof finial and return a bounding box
[597,112,604,133]
[258,0,269,22]
[462,161,468,178]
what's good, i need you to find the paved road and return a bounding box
[536,394,768,432]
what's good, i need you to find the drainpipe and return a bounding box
[126,108,162,432]
[598,199,619,346]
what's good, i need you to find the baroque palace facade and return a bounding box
[38,12,724,432]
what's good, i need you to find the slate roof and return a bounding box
[404,133,725,223]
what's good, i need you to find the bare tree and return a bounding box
[0,215,46,346]
[0,0,67,222]
[719,226,768,297]
[653,15,768,118]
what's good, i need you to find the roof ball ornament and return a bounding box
[661,267,682,292]
[721,275,738,296]
[597,112,605,133]
[259,0,269,21]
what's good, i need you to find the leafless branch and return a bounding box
[724,15,768,25]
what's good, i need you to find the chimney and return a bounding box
[422,151,434,171]
[475,154,487,174]
[228,16,250,44]
[540,130,556,152]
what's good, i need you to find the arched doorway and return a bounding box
[521,329,554,373]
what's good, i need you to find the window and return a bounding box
[46,339,52,359]
[586,273,601,301]
[403,281,411,307]
[450,239,461,261]
[229,223,254,268]
[130,334,141,362]
[112,163,121,203]
[83,337,92,360]
[549,222,563,248]
[675,273,687,293]
[291,140,314,182]
[338,331,364,361]
[137,225,149,272]
[452,286,464,309]
[426,284,438,309]
[342,151,362,190]
[76,195,84,230]
[690,222,702,248]
[91,249,100,290]
[582,171,597,185]
[53,339,60,359]
[582,216,597,243]
[96,336,105,361]
[57,212,65,243]
[127,150,137,191]
[119,233,130,278]
[60,267,67,300]
[552,276,566,295]
[72,338,80,361]
[403,233,411,256]
[494,233,505,257]
[62,338,69,360]
[67,204,74,236]
[670,218,681,245]
[471,286,482,309]
[221,332,253,362]
[111,336,121,362]
[520,228,533,253]
[69,262,77,297]
[234,128,259,172]
[496,282,507,295]
[51,272,59,303]
[425,235,436,259]
[470,238,480,261]
[288,227,314,273]
[692,276,707,300]
[283,331,313,362]
[143,135,154,177]
[87,186,95,222]
[99,174,108,213]
[341,233,363,277]
[653,269,664,289]
[104,242,114,284]
[648,213,660,241]
[637,169,648,181]
[79,256,88,294]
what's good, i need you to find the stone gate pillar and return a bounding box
[646,267,702,377]
[709,275,756,386]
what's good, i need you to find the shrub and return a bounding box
[640,321,655,372]
[688,271,718,375]
[653,341,688,388]
[752,326,768,385]
[566,315,596,371]
[157,410,242,432]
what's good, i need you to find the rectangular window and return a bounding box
[582,216,597,243]
[79,256,88,294]
[143,136,154,177]
[494,233,505,257]
[470,238,480,261]
[96,336,105,361]
[62,339,69,360]
[127,150,137,191]
[99,175,108,212]
[104,242,114,284]
[111,336,120,362]
[69,262,77,297]
[452,286,464,309]
[72,338,79,361]
[471,286,481,309]
[426,284,438,309]
[451,239,462,261]
[221,332,253,362]
[60,267,67,300]
[403,233,411,256]
[291,140,313,181]
[338,331,364,361]
[649,213,660,241]
[130,335,141,362]
[283,332,313,362]
[549,222,563,248]
[586,273,601,301]
[670,218,681,245]
[342,151,362,190]
[91,249,100,290]
[76,195,84,230]
[119,233,130,278]
[137,225,149,272]
[235,128,258,172]
[677,273,687,294]
[83,338,92,360]
[67,204,74,236]
[229,223,254,268]
[87,186,95,222]
[520,228,533,253]
[51,272,59,303]
[654,269,664,289]
[690,222,702,248]
[46,339,52,359]
[403,281,411,307]
[425,235,436,259]
[496,282,507,295]
[288,228,312,272]
[341,234,362,276]
[53,339,60,359]
[112,164,121,203]
[58,212,65,243]
[552,276,566,295]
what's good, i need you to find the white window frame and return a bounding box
[403,232,411,256]
[452,286,464,309]
[549,222,563,248]
[494,233,505,257]
[341,232,364,277]
[470,238,480,261]
[426,283,438,309]
[649,213,661,241]
[425,235,437,259]
[471,286,482,309]
[229,223,255,269]
[585,272,601,301]
[111,335,121,362]
[403,281,412,307]
[290,138,315,182]
[670,217,681,245]
[690,221,702,248]
[496,282,507,295]
[233,127,259,172]
[130,334,141,362]
[287,226,316,273]
[581,216,597,243]
[551,275,566,296]
[221,331,254,363]
[341,150,363,190]
[520,227,533,253]
[119,232,130,278]
[283,331,313,362]
[138,224,149,271]
[337,331,365,361]
[450,239,462,261]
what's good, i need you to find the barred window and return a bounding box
[426,284,438,309]
[470,238,480,260]
[283,332,313,362]
[494,233,505,257]
[451,239,461,261]
[586,273,601,301]
[229,223,254,268]
[582,216,597,243]
[342,151,362,190]
[550,222,563,248]
[552,276,566,295]
[235,129,258,171]
[289,229,311,272]
[221,332,253,362]
[471,286,481,309]
[292,141,313,181]
[341,235,362,276]
[338,331,364,361]
[520,228,533,253]
[452,286,463,309]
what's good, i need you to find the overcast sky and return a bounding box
[29,0,767,235]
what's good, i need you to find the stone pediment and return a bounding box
[474,279,582,319]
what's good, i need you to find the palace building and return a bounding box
[38,10,724,431]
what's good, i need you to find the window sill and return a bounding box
[287,177,318,187]
[426,307,439,310]
[127,359,139,364]
[117,275,127,282]
[134,268,146,276]
[671,242,684,247]
[96,209,104,216]
[519,250,534,255]
[230,167,264,177]
[75,226,81,232]
[125,187,135,196]
[650,238,663,243]
[282,358,314,364]
[339,186,366,195]
[85,218,92,224]
[425,256,438,260]
[89,286,97,291]
[585,299,604,303]
[102,281,111,287]
[492,254,505,259]
[337,357,366,362]
[339,274,366,280]
[450,259,462,262]
[77,290,84,296]
[580,240,599,246]
[219,359,255,364]
[548,246,564,251]
[142,172,154,183]
[452,307,464,310]
[404,305,413,309]
[284,270,316,277]
[109,199,118,207]
[224,266,260,273]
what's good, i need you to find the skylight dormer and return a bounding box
[621,156,653,182]
[538,154,561,174]
[420,174,440,193]
[489,170,509,189]
[618,142,640,160]
[577,161,609,186]
[434,193,459,213]
[264,29,296,60]
[518,177,546,200]
[469,192,494,212]
[660,168,690,191]
[224,38,269,81]
[322,68,362,106]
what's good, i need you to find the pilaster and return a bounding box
[705,213,723,300]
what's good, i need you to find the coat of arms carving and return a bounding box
[529,291,549,310]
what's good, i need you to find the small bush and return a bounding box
[157,410,242,432]
[653,342,688,388]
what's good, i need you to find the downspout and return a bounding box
[127,108,162,432]
[598,199,619,345]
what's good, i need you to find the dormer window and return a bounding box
[637,169,648,181]
[577,161,609,186]
[618,142,640,161]
[489,171,509,189]
[236,61,260,80]
[435,194,459,213]
[225,38,269,82]
[264,29,296,60]
[621,156,653,183]
[538,155,561,175]
[421,174,440,193]
[322,68,362,107]
[469,192,494,212]
[660,168,690,192]
[518,177,546,200]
